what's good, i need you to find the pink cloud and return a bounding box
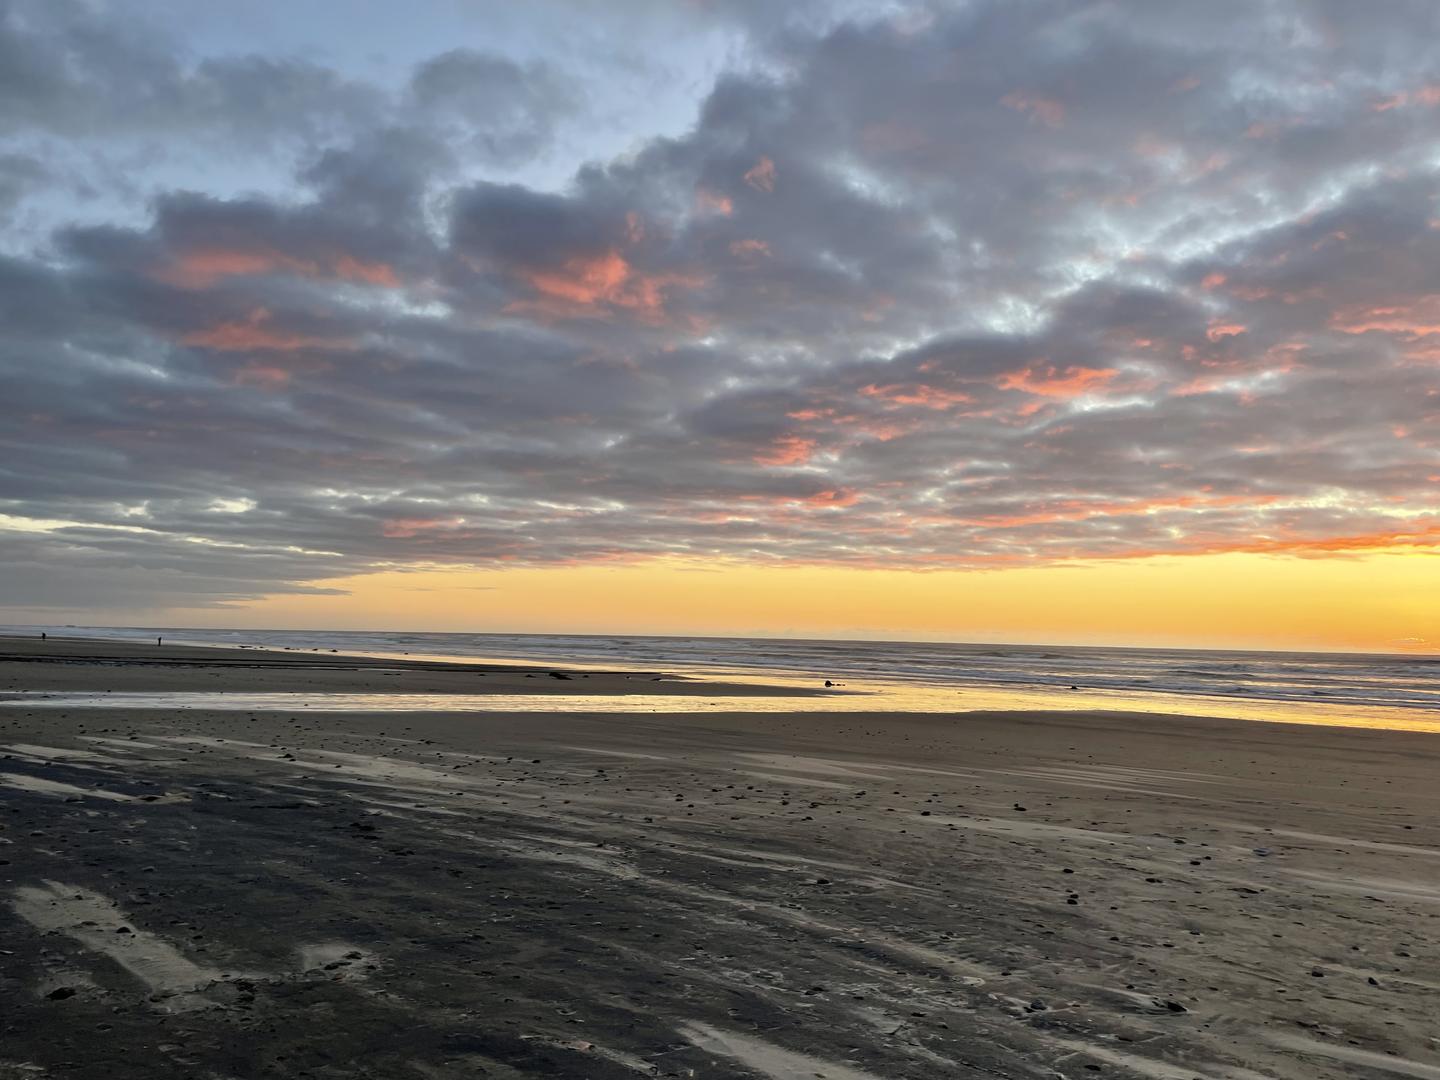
[743,156,776,192]
[382,517,464,539]
[695,188,734,215]
[1331,299,1440,339]
[996,364,1117,398]
[754,435,816,466]
[1205,321,1247,342]
[1373,84,1440,111]
[156,248,398,290]
[182,308,349,352]
[859,382,972,410]
[505,249,707,325]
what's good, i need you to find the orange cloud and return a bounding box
[182,308,348,352]
[729,238,770,259]
[507,249,707,325]
[332,255,400,287]
[743,156,776,192]
[382,517,464,539]
[1171,373,1252,397]
[800,488,861,508]
[996,364,1117,397]
[1205,321,1247,342]
[1331,299,1440,339]
[859,383,972,409]
[695,188,734,215]
[1000,91,1065,128]
[525,250,630,306]
[158,250,284,287]
[1168,522,1440,559]
[754,435,816,466]
[1372,84,1440,111]
[157,247,398,289]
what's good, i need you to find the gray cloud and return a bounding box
[409,49,574,166]
[2,0,1439,613]
[0,1,380,143]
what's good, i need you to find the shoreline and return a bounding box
[4,634,1438,738]
[12,622,1436,663]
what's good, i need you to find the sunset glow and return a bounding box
[1,1,1436,653]
[231,550,1440,654]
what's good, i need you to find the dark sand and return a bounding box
[0,635,827,697]
[1,637,1438,1079]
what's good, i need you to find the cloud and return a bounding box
[0,1,381,143]
[0,152,47,216]
[3,0,1440,610]
[409,49,574,166]
[742,156,776,191]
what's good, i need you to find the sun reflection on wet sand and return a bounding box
[3,676,1438,733]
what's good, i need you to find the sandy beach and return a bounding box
[2,637,1438,1079]
[0,636,829,698]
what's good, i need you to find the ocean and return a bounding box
[7,624,1438,732]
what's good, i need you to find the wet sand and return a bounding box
[0,635,828,697]
[2,639,1439,1078]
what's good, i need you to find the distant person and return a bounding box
[157,636,163,646]
[40,632,46,641]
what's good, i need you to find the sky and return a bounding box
[1,0,1438,652]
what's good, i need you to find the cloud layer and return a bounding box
[3,0,1439,611]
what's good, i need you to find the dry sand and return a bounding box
[1,636,1438,1079]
